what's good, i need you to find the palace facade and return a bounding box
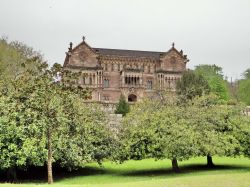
[63,37,189,103]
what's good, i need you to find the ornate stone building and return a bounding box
[63,37,189,103]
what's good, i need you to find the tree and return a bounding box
[0,38,47,181]
[242,68,250,79]
[176,70,210,101]
[188,95,243,167]
[195,65,230,101]
[237,69,250,105]
[0,94,47,181]
[233,114,250,158]
[0,38,44,86]
[0,63,112,183]
[117,97,198,172]
[117,93,248,171]
[237,79,250,105]
[155,103,198,172]
[115,94,130,116]
[0,39,113,183]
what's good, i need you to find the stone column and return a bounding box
[100,72,103,87]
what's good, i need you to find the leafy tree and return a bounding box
[237,69,250,105]
[0,94,47,181]
[0,39,113,183]
[117,97,198,172]
[0,38,44,86]
[115,94,130,116]
[0,38,47,181]
[233,114,250,158]
[237,79,250,105]
[188,95,244,167]
[117,93,248,171]
[195,65,230,101]
[242,68,250,79]
[176,70,210,101]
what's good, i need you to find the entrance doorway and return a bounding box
[128,94,137,102]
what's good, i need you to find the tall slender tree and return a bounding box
[115,94,130,116]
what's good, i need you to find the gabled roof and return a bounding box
[64,38,188,67]
[93,48,164,58]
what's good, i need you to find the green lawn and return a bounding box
[1,157,250,187]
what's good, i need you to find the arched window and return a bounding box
[128,94,137,102]
[89,77,92,85]
[82,77,85,84]
[147,80,153,90]
[103,79,109,88]
[103,95,109,101]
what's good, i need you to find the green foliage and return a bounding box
[242,69,250,79]
[187,95,243,158]
[176,70,210,101]
[0,39,113,181]
[116,92,249,171]
[237,77,250,105]
[0,38,44,85]
[115,94,130,116]
[195,64,230,101]
[0,95,47,170]
[117,96,198,170]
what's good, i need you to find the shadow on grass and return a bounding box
[0,166,111,184]
[121,164,250,177]
[1,164,249,183]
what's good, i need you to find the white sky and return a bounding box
[1,0,250,79]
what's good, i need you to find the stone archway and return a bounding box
[128,94,137,102]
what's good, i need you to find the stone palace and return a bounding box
[63,36,189,103]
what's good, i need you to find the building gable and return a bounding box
[65,40,99,68]
[159,46,188,72]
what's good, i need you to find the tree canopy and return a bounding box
[237,69,250,105]
[116,93,249,172]
[242,69,250,79]
[0,39,113,183]
[176,70,210,101]
[194,64,230,101]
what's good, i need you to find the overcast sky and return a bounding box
[1,0,250,79]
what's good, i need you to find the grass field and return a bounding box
[1,157,250,187]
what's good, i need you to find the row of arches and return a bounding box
[102,63,154,73]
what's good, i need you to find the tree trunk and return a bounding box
[207,155,214,167]
[47,128,53,184]
[7,167,17,182]
[171,158,180,173]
